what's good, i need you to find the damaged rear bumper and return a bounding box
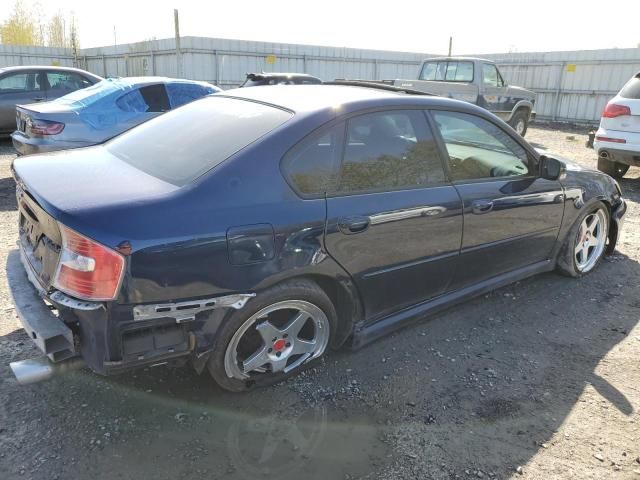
[7,249,76,362]
[7,248,255,383]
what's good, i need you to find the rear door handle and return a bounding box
[32,97,45,102]
[472,200,494,215]
[338,216,370,234]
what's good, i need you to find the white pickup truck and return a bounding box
[379,57,537,136]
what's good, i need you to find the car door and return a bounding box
[0,70,45,133]
[478,63,509,115]
[320,109,463,321]
[430,109,564,289]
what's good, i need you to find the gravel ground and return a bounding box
[0,125,639,480]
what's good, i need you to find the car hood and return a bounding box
[534,148,592,172]
[507,85,536,100]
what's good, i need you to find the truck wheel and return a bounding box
[208,279,337,392]
[509,110,529,136]
[597,157,629,179]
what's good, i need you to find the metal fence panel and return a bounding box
[2,39,640,123]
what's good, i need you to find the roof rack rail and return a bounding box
[324,79,436,96]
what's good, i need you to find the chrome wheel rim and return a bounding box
[515,119,526,135]
[574,209,607,272]
[224,300,330,380]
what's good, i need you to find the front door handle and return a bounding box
[472,200,494,215]
[338,216,370,235]
[32,97,45,102]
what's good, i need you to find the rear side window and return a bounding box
[117,84,169,113]
[337,110,445,193]
[0,72,38,92]
[620,75,640,99]
[419,61,473,82]
[282,124,343,196]
[166,83,214,108]
[107,96,292,186]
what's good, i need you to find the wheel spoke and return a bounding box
[283,311,310,338]
[574,241,583,256]
[255,320,283,344]
[270,357,289,373]
[587,215,599,234]
[291,338,316,356]
[242,346,269,374]
[581,244,590,262]
[588,236,599,248]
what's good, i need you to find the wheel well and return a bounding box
[301,274,361,348]
[514,106,530,117]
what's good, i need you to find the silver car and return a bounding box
[0,65,102,135]
[12,77,220,155]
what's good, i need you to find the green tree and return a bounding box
[0,0,42,46]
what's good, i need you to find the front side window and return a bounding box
[166,83,214,108]
[432,111,530,181]
[282,124,343,196]
[0,72,38,93]
[47,72,92,93]
[336,110,445,193]
[482,64,503,87]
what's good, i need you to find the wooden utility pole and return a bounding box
[174,9,183,78]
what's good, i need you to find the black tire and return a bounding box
[509,110,529,137]
[556,201,609,278]
[597,157,629,179]
[207,279,337,393]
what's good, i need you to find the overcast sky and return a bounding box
[6,0,639,54]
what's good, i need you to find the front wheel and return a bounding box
[556,202,609,277]
[208,280,336,392]
[509,110,529,136]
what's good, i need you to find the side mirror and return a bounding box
[540,155,566,181]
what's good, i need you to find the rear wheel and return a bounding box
[597,157,629,179]
[208,280,336,392]
[509,110,529,136]
[556,202,609,277]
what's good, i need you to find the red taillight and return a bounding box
[596,136,627,144]
[602,103,631,118]
[53,225,125,301]
[27,118,65,136]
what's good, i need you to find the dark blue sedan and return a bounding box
[9,84,626,391]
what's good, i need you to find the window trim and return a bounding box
[419,61,475,83]
[426,107,540,185]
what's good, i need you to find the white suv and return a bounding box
[595,71,640,178]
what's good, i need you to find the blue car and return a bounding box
[8,84,626,391]
[12,77,219,155]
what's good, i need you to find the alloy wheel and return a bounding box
[224,300,330,380]
[574,209,607,273]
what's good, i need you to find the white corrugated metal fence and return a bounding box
[2,38,640,123]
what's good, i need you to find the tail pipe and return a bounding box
[599,150,610,159]
[10,357,84,385]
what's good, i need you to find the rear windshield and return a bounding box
[50,79,128,108]
[620,75,640,99]
[106,96,292,186]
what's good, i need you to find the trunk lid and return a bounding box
[12,145,180,286]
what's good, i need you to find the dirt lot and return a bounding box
[0,125,639,480]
